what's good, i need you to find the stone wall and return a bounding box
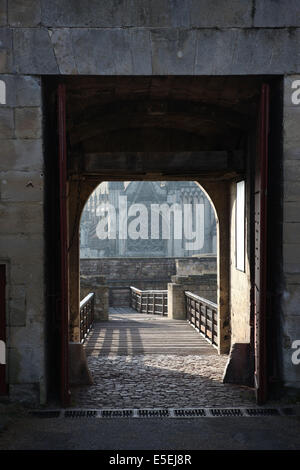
[0,73,45,404]
[80,256,217,307]
[281,76,300,390]
[80,257,178,307]
[1,0,300,401]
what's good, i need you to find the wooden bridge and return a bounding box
[84,307,217,356]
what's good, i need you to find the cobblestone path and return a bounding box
[71,309,255,408]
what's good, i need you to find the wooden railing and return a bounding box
[185,291,218,348]
[130,286,168,316]
[80,292,95,343]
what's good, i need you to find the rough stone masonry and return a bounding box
[0,1,300,404]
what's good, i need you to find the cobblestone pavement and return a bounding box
[71,310,256,408]
[72,354,256,408]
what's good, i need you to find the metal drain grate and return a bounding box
[174,409,206,417]
[102,409,133,418]
[29,406,298,419]
[210,408,244,417]
[246,408,280,416]
[138,409,169,418]
[64,410,98,418]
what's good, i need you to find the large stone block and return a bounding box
[0,0,7,26]
[284,202,300,223]
[0,202,43,234]
[151,29,196,75]
[0,234,44,261]
[41,0,252,28]
[283,75,300,109]
[13,28,58,74]
[195,28,300,75]
[8,345,43,383]
[0,139,43,171]
[0,108,14,138]
[284,107,300,146]
[190,0,252,28]
[223,343,254,387]
[9,323,44,350]
[9,383,39,404]
[283,180,300,202]
[284,161,300,182]
[50,28,77,74]
[168,282,186,319]
[283,243,300,263]
[41,0,131,27]
[254,0,300,27]
[280,316,300,387]
[69,342,93,385]
[8,0,41,27]
[0,170,43,202]
[0,75,41,107]
[282,282,300,316]
[15,107,42,139]
[0,28,13,73]
[283,223,300,244]
[71,29,128,74]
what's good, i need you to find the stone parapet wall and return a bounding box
[80,257,216,307]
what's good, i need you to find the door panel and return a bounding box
[254,83,269,404]
[58,83,71,406]
[0,265,7,395]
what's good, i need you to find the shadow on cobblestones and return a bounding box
[71,354,255,408]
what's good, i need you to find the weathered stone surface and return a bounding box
[72,353,255,409]
[283,243,300,274]
[8,0,41,27]
[284,107,300,148]
[0,75,41,107]
[13,28,58,74]
[168,283,186,320]
[190,0,252,28]
[0,202,43,234]
[15,107,42,139]
[151,29,196,75]
[9,383,39,405]
[7,26,300,75]
[283,223,300,244]
[283,75,300,108]
[195,28,300,75]
[284,181,300,202]
[0,139,43,170]
[281,315,300,386]
[0,171,43,202]
[69,342,93,385]
[254,0,300,27]
[50,28,77,74]
[15,76,41,107]
[0,234,43,261]
[284,202,300,223]
[41,0,131,27]
[41,0,252,28]
[8,345,43,383]
[223,343,254,387]
[282,283,300,317]
[72,29,126,74]
[0,108,14,138]
[0,0,7,26]
[0,28,13,73]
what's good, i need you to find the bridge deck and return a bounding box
[84,307,217,356]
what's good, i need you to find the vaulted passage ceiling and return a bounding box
[65,76,263,154]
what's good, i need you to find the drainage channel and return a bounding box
[29,407,299,419]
